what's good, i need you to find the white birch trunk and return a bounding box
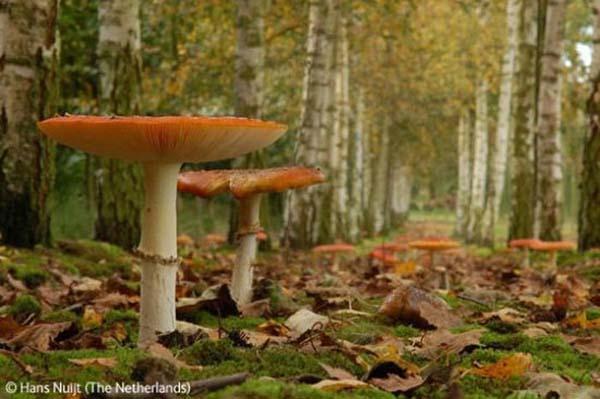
[347,88,364,242]
[535,0,566,241]
[467,80,489,243]
[286,0,328,248]
[0,0,59,246]
[482,0,519,245]
[370,122,390,235]
[390,157,412,226]
[456,113,472,237]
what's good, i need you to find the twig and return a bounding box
[0,348,33,375]
[456,294,490,307]
[189,372,250,394]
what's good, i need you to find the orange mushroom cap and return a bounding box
[202,233,226,245]
[369,249,398,266]
[178,167,325,199]
[176,234,195,247]
[529,241,576,252]
[408,240,460,251]
[38,115,287,162]
[509,239,541,249]
[312,243,356,253]
[256,231,268,241]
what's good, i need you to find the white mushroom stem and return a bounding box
[523,248,530,268]
[231,194,261,306]
[138,162,181,345]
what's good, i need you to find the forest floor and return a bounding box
[0,218,599,399]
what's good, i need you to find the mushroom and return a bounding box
[178,166,325,305]
[408,239,460,289]
[311,243,356,271]
[38,115,286,343]
[202,233,227,248]
[508,239,541,268]
[529,241,576,269]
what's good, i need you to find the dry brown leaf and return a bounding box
[92,292,130,311]
[68,357,117,368]
[378,285,461,329]
[9,322,73,351]
[370,374,424,393]
[82,307,103,330]
[561,335,600,357]
[312,379,369,392]
[142,342,203,371]
[526,371,600,398]
[481,307,527,324]
[256,320,290,337]
[470,353,533,379]
[412,329,483,359]
[285,309,329,335]
[319,363,356,380]
[0,315,25,340]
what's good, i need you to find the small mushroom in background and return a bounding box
[311,243,356,271]
[408,239,460,289]
[508,238,541,268]
[201,233,227,249]
[39,115,287,344]
[529,241,576,270]
[176,234,195,247]
[370,242,410,264]
[178,166,325,306]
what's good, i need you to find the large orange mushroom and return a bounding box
[408,239,460,289]
[312,243,356,270]
[39,115,286,344]
[529,240,576,269]
[509,238,541,268]
[178,167,325,305]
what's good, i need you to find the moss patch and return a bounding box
[9,294,42,320]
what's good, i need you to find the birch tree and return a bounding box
[467,80,489,243]
[509,0,538,240]
[482,0,519,245]
[456,113,472,237]
[389,156,412,227]
[347,88,364,242]
[367,121,390,236]
[286,0,331,248]
[535,0,566,241]
[95,0,144,249]
[579,0,600,251]
[0,0,60,247]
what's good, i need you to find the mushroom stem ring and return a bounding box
[133,247,181,266]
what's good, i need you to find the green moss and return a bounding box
[41,310,79,323]
[52,240,131,278]
[183,341,363,379]
[105,309,138,324]
[480,332,527,350]
[205,379,395,399]
[459,375,526,399]
[334,318,394,345]
[187,311,266,331]
[394,324,421,338]
[516,335,600,383]
[450,324,483,333]
[9,295,41,319]
[586,307,600,321]
[9,264,49,288]
[485,319,520,334]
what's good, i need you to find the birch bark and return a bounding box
[535,0,566,241]
[467,80,489,243]
[95,0,144,249]
[347,88,364,242]
[509,0,538,240]
[0,0,59,247]
[456,113,472,237]
[482,0,519,245]
[578,0,600,251]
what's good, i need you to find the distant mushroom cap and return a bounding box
[202,233,226,245]
[529,241,576,252]
[176,234,195,247]
[369,249,398,265]
[256,231,268,241]
[509,239,541,249]
[408,240,460,251]
[38,115,287,162]
[178,166,326,199]
[312,243,356,253]
[372,242,409,253]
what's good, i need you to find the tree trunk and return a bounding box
[467,80,489,243]
[229,0,266,246]
[285,0,329,248]
[482,0,519,245]
[347,88,364,242]
[368,120,390,236]
[456,113,472,237]
[95,0,144,249]
[578,0,600,251]
[331,16,350,240]
[389,156,411,227]
[0,0,59,247]
[535,0,566,241]
[509,0,538,240]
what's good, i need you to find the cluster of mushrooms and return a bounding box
[38,115,324,344]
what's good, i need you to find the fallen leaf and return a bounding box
[470,353,532,379]
[312,379,369,392]
[378,285,461,329]
[92,292,130,312]
[0,315,25,340]
[481,307,527,324]
[525,371,600,398]
[285,309,329,335]
[82,307,103,330]
[68,357,117,368]
[319,363,356,380]
[370,373,424,393]
[412,329,483,359]
[176,284,238,317]
[9,322,74,351]
[239,299,271,317]
[141,342,203,371]
[256,320,290,337]
[561,335,600,357]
